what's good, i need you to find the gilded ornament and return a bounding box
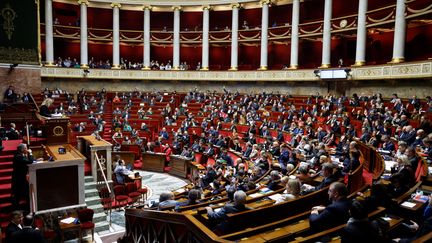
[1,4,17,40]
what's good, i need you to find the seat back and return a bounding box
[78,208,94,223]
[113,184,126,196]
[125,182,138,194]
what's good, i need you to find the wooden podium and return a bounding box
[142,152,165,173]
[43,117,70,145]
[169,155,191,178]
[77,136,113,183]
[28,144,86,213]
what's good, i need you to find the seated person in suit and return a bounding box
[267,170,281,190]
[205,190,251,233]
[315,162,340,190]
[158,192,177,210]
[341,199,381,243]
[6,211,23,243]
[113,160,132,184]
[6,123,20,140]
[309,182,351,231]
[175,189,201,211]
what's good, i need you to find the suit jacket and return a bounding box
[208,203,251,233]
[309,198,351,231]
[10,227,45,243]
[12,153,33,195]
[341,219,380,243]
[6,222,21,242]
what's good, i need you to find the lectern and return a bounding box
[42,116,70,145]
[77,136,113,182]
[28,144,86,213]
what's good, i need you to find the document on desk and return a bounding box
[60,217,76,224]
[401,201,416,208]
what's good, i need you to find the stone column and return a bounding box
[391,0,406,63]
[201,6,211,70]
[354,0,368,66]
[289,0,300,69]
[79,0,89,68]
[173,6,181,70]
[142,6,152,70]
[111,3,121,69]
[45,0,54,66]
[259,0,271,70]
[321,0,332,68]
[230,3,240,70]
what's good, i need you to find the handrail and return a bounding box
[29,93,40,113]
[94,152,111,194]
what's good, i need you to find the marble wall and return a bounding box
[0,65,41,101]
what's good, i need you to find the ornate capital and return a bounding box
[230,3,241,9]
[143,5,152,11]
[260,0,272,6]
[172,6,182,11]
[202,5,212,11]
[77,0,88,5]
[110,2,121,8]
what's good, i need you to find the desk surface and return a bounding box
[78,135,112,147]
[47,144,86,161]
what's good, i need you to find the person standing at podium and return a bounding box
[39,98,54,117]
[12,143,34,209]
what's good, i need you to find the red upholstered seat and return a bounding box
[126,182,141,205]
[77,208,95,242]
[113,185,129,208]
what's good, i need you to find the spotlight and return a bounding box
[83,69,90,76]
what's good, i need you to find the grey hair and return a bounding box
[17,143,27,153]
[234,190,247,205]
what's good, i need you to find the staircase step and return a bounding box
[0,183,11,194]
[93,212,108,223]
[0,162,12,170]
[85,188,99,198]
[84,176,94,183]
[85,196,101,206]
[94,221,110,233]
[0,169,12,177]
[87,204,105,214]
[0,176,11,184]
[0,155,13,162]
[85,182,97,190]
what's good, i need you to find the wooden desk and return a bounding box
[59,219,81,242]
[112,151,135,169]
[142,152,165,172]
[169,155,191,178]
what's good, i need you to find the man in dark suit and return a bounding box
[309,182,351,231]
[206,190,250,233]
[12,143,34,209]
[10,214,45,243]
[6,211,23,242]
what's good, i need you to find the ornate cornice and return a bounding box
[142,5,152,10]
[110,2,121,8]
[230,3,241,9]
[172,6,182,11]
[77,0,89,5]
[260,0,272,6]
[202,5,212,11]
